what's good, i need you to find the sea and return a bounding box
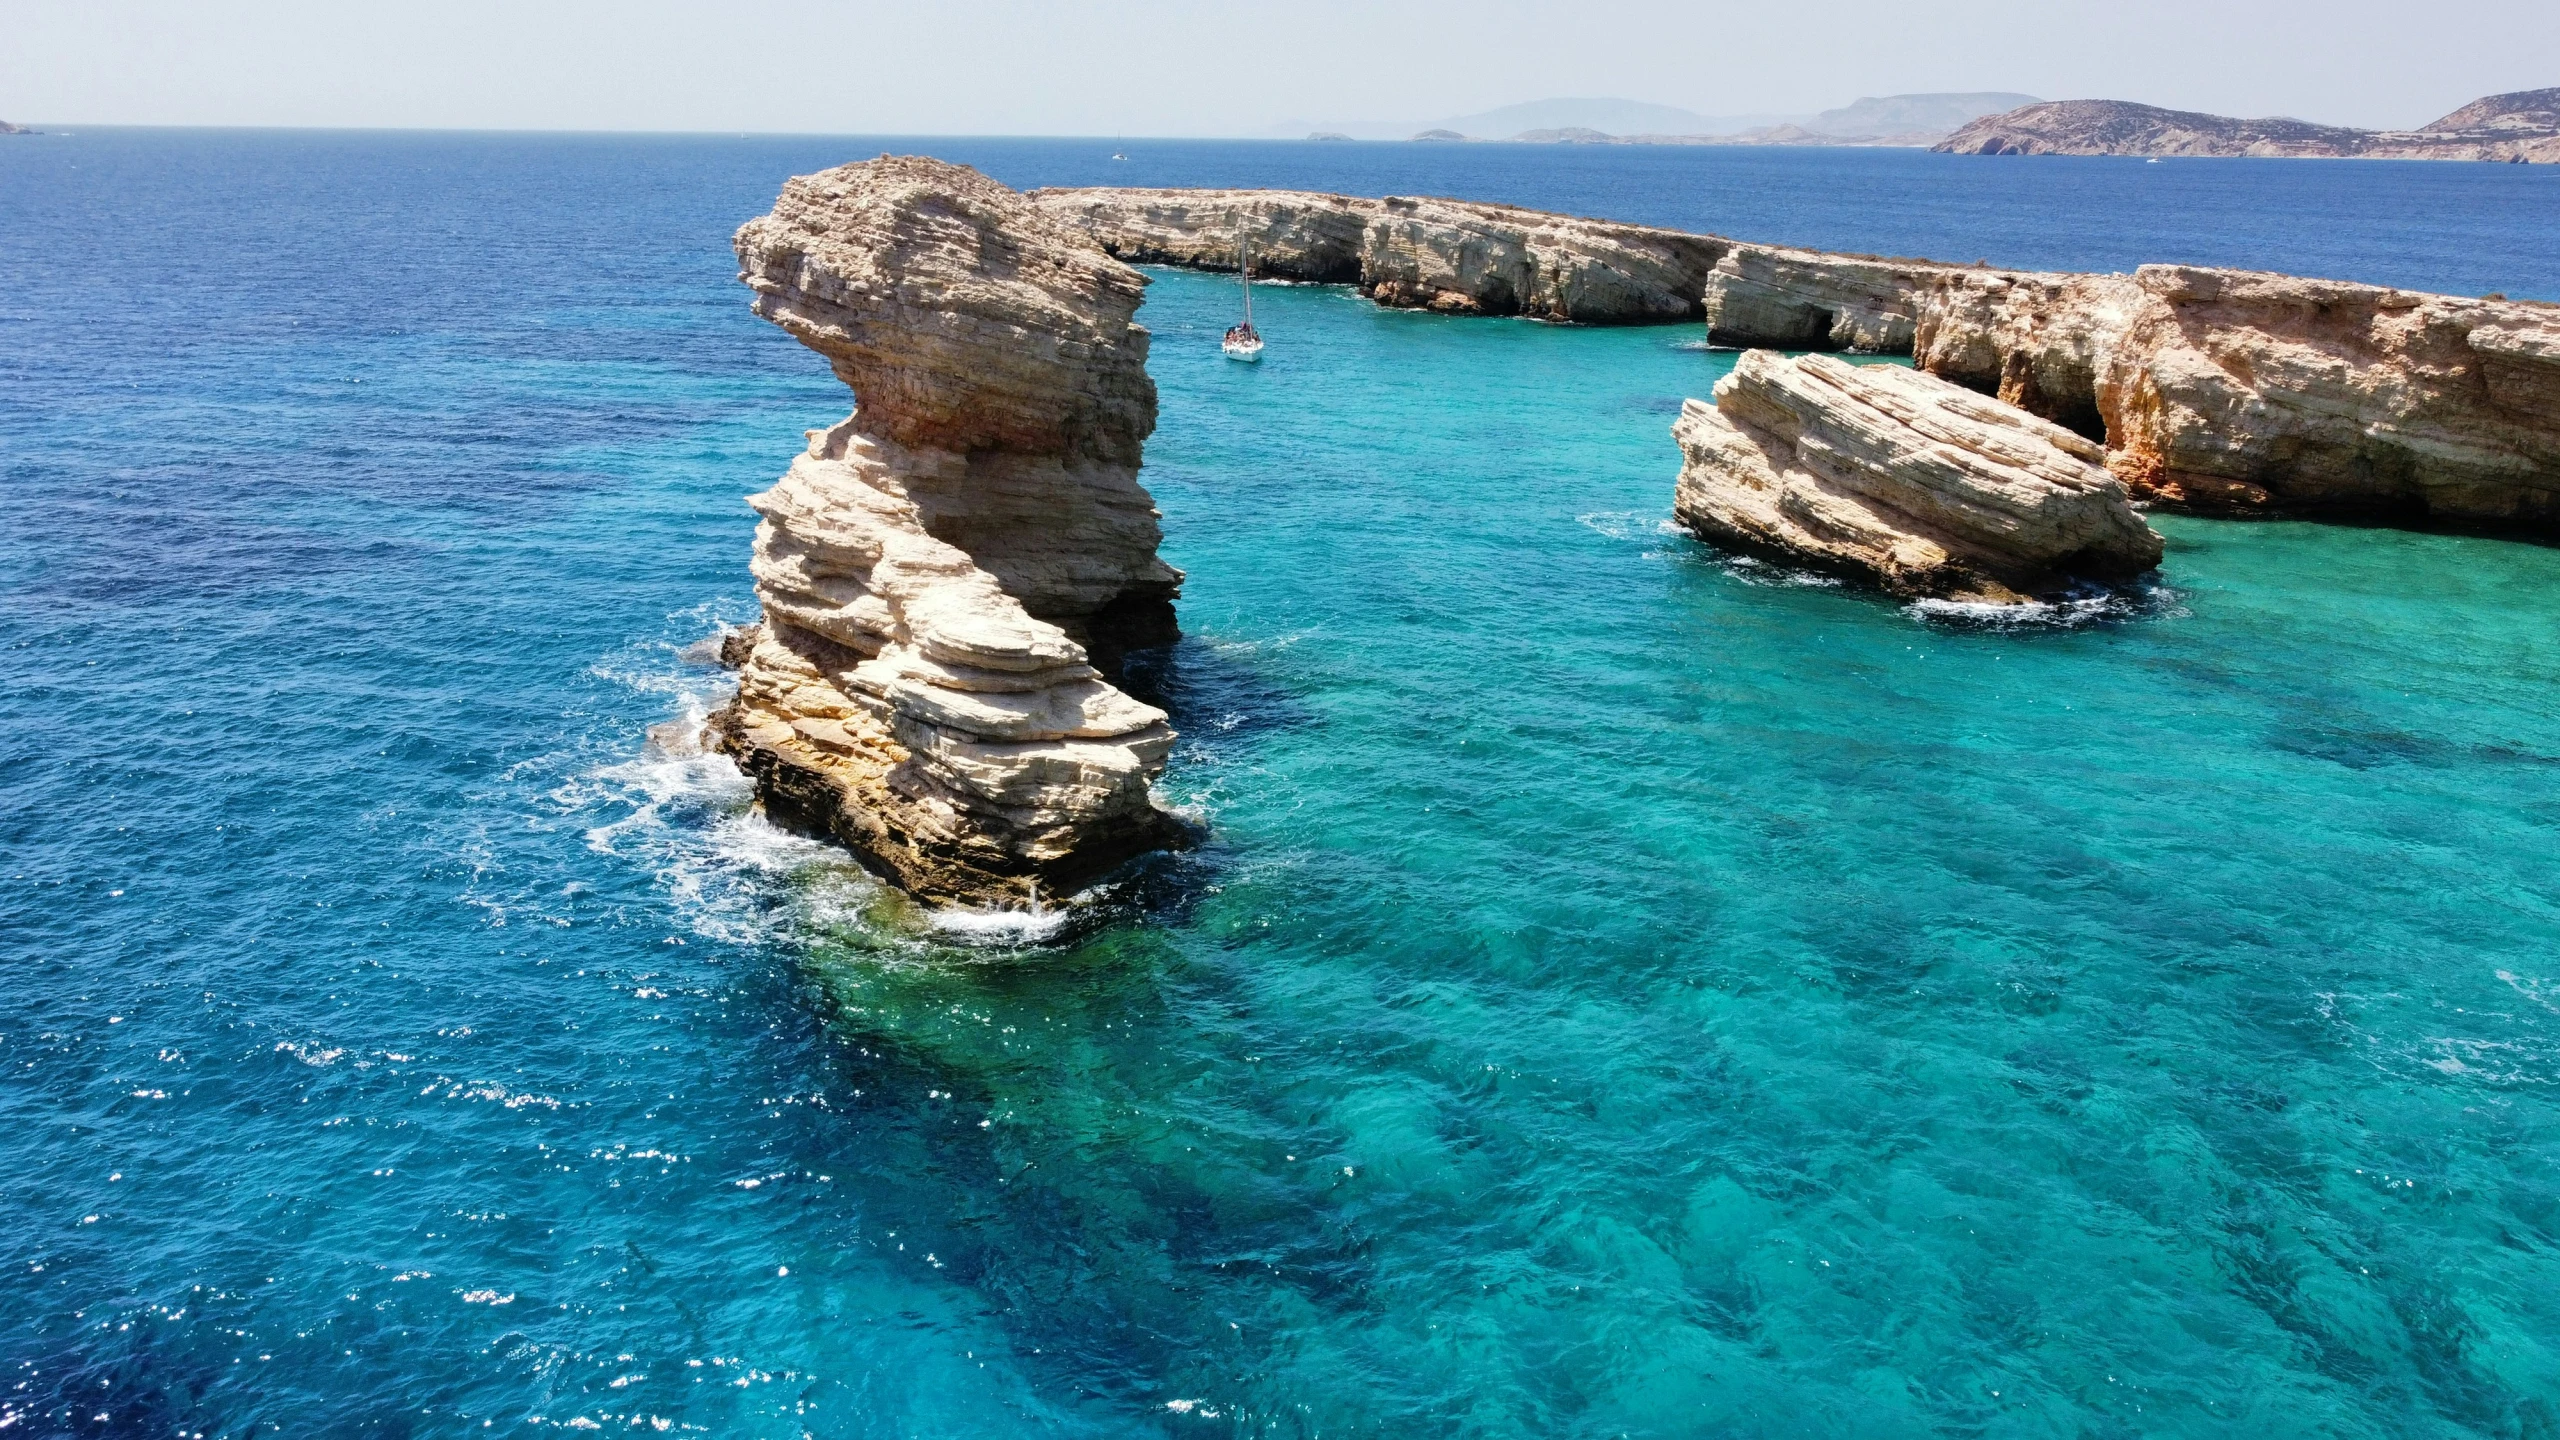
[4,130,2559,1438]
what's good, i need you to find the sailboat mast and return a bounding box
[1240,233,1253,327]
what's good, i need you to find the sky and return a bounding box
[5,0,2555,135]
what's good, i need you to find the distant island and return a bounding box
[1289,93,2036,147]
[1939,87,2560,161]
[1,120,37,136]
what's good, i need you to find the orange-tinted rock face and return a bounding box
[716,157,1185,906]
[1917,266,2560,529]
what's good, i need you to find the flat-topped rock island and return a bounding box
[1043,184,2560,541]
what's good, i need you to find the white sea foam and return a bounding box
[1904,581,2180,631]
[1716,554,1844,588]
[569,618,1120,956]
[1576,510,1668,542]
[926,903,1074,945]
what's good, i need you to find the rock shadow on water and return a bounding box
[1671,533,2179,635]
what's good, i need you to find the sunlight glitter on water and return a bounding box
[10,132,2560,1438]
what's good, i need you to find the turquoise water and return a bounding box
[5,133,2560,1437]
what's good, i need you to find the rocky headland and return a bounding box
[712,156,1185,906]
[1937,89,2560,162]
[1674,352,2163,601]
[1915,266,2560,526]
[1031,187,1730,324]
[1036,184,2560,534]
[1034,186,1974,339]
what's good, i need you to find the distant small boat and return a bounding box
[1222,230,1264,362]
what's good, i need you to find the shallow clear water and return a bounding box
[4,133,2559,1438]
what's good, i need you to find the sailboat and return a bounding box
[1221,229,1265,362]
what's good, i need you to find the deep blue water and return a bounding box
[4,131,2559,1438]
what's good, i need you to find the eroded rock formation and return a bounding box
[713,156,1184,905]
[1915,266,2560,526]
[1035,183,2560,536]
[1032,185,2007,349]
[1703,245,1990,352]
[1673,352,2163,601]
[1030,187,1728,323]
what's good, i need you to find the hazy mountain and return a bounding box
[1275,93,2038,143]
[1798,92,2040,137]
[1272,96,1786,141]
[1430,97,1790,138]
[1937,90,2560,161]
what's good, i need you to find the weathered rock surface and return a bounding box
[1703,245,1989,352]
[1673,351,2163,601]
[1032,184,2013,347]
[1033,183,2560,537]
[1937,94,2560,162]
[1030,187,1728,323]
[714,155,1184,905]
[1915,265,2560,526]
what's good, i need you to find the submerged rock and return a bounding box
[1916,265,2560,528]
[714,156,1184,906]
[1673,351,2164,602]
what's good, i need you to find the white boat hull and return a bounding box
[1222,338,1264,362]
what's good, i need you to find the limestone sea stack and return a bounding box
[1673,352,2164,602]
[713,156,1184,905]
[1916,266,2560,526]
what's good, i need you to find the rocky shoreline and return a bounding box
[1046,184,2560,536]
[710,160,2558,904]
[1032,185,1988,341]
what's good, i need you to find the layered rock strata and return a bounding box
[713,155,1184,905]
[1915,266,2560,526]
[1032,185,2008,348]
[1702,245,1988,352]
[1030,187,1728,324]
[1673,351,2164,601]
[1036,184,2560,534]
